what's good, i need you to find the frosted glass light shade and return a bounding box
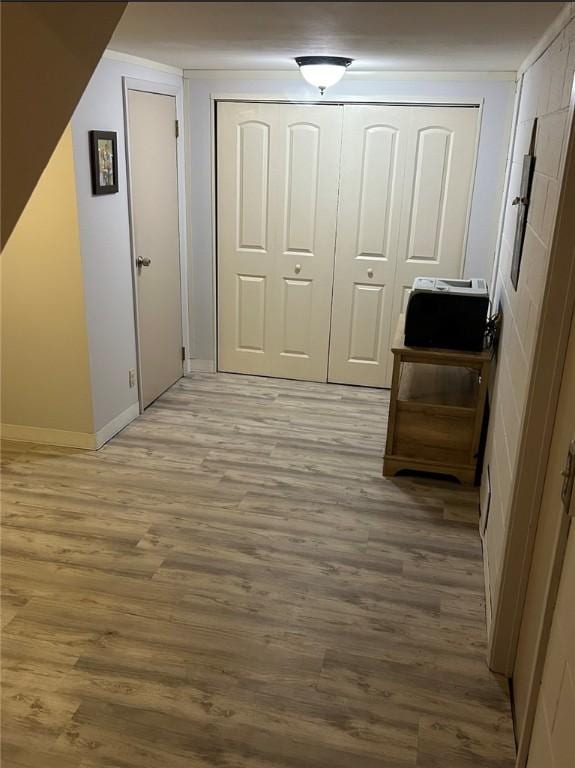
[295,56,353,94]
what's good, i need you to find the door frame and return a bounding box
[486,81,575,680]
[210,94,484,376]
[123,77,190,412]
[517,482,575,767]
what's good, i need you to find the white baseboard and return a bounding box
[1,402,140,451]
[187,358,216,373]
[480,531,493,645]
[94,402,140,449]
[1,423,97,449]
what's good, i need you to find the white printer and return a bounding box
[404,278,490,351]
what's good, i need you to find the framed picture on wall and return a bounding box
[89,130,119,195]
[510,120,537,290]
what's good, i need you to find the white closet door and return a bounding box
[217,101,342,381]
[271,105,343,380]
[388,106,479,381]
[217,102,277,376]
[328,105,478,387]
[328,106,410,387]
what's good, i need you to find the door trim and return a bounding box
[516,496,574,767]
[123,77,190,411]
[209,95,483,375]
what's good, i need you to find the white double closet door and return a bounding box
[217,101,478,386]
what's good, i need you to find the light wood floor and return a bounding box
[1,373,515,767]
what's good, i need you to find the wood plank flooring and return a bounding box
[1,373,515,767]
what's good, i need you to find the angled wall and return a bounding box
[1,1,126,248]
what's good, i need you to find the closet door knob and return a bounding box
[367,268,374,278]
[294,264,302,274]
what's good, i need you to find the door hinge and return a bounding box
[181,346,186,362]
[175,119,179,138]
[561,440,575,517]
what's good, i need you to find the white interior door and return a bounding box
[518,310,575,766]
[128,90,183,408]
[527,521,575,767]
[327,106,410,387]
[328,105,479,387]
[388,106,479,382]
[217,101,342,381]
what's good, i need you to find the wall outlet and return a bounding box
[128,369,137,388]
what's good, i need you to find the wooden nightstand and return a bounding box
[383,314,492,485]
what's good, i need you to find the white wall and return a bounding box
[66,62,516,432]
[482,8,575,640]
[184,72,516,365]
[71,54,183,433]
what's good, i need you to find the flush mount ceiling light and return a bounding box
[295,56,353,95]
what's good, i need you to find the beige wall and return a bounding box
[482,11,575,636]
[1,126,94,438]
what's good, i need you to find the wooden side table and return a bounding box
[383,314,492,485]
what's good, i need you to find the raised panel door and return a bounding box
[388,106,479,382]
[218,102,277,375]
[218,102,342,380]
[273,106,342,380]
[328,106,409,386]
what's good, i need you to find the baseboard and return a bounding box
[1,423,97,449]
[481,532,494,649]
[1,402,140,451]
[187,358,216,373]
[94,402,140,449]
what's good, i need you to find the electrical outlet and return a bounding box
[128,369,137,388]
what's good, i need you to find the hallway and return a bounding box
[1,373,515,767]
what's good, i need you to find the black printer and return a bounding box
[404,277,490,351]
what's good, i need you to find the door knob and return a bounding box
[136,256,151,268]
[294,264,302,274]
[367,268,374,278]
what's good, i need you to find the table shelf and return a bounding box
[397,362,480,408]
[384,315,491,485]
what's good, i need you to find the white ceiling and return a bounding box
[110,2,565,72]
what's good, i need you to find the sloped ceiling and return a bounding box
[1,2,127,248]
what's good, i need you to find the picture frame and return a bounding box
[510,119,537,290]
[89,130,119,195]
